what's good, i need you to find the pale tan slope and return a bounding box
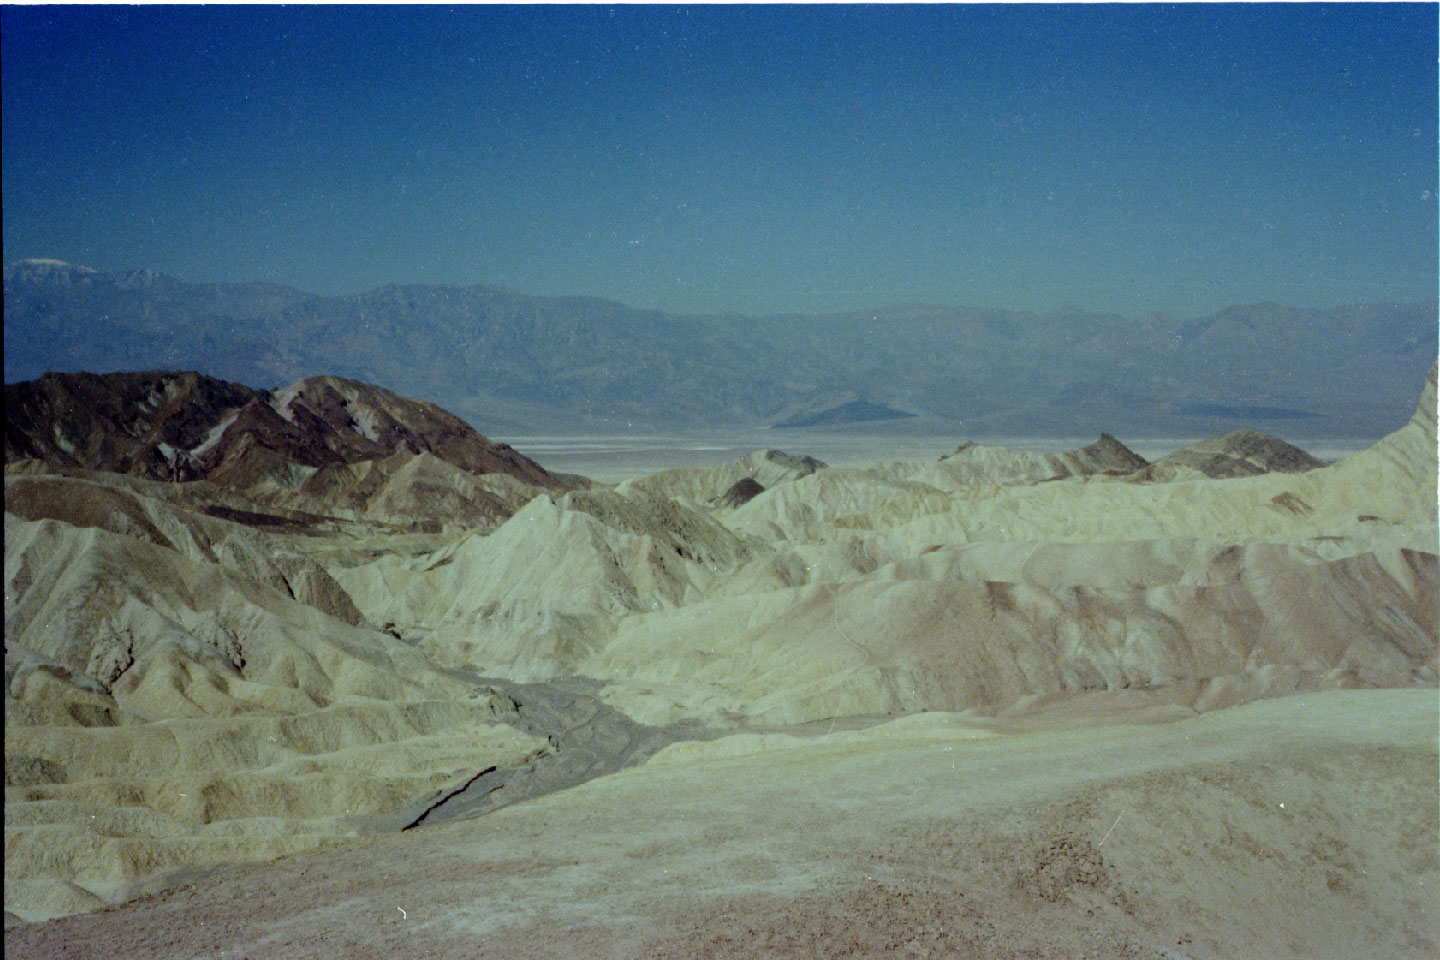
[708,437,1148,542]
[587,543,1435,726]
[323,484,1435,729]
[331,488,756,679]
[730,457,1434,551]
[315,370,1438,730]
[5,473,363,624]
[4,501,546,923]
[722,464,956,541]
[616,448,825,505]
[250,450,545,528]
[1319,359,1438,512]
[331,496,666,628]
[730,367,1437,552]
[7,689,1434,960]
[3,524,417,715]
[348,370,1435,727]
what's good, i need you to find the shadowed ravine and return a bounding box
[388,672,718,831]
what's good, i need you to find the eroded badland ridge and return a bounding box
[4,364,1437,958]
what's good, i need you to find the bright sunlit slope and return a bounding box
[4,473,546,923]
[344,366,1437,728]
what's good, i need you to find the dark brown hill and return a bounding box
[4,371,257,477]
[714,476,766,508]
[1137,429,1327,481]
[942,433,1150,479]
[1075,433,1151,474]
[4,370,564,490]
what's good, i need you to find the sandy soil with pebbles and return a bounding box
[7,689,1435,960]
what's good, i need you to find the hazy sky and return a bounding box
[3,4,1435,317]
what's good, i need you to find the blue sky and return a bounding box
[2,4,1435,317]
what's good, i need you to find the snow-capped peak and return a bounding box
[7,258,98,275]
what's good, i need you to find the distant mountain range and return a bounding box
[773,399,916,429]
[4,259,1434,438]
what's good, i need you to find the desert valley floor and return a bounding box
[5,368,1438,959]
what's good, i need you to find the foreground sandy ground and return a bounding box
[8,688,1435,960]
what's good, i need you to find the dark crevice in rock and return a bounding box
[384,673,717,832]
[400,765,500,831]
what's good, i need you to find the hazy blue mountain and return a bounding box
[773,400,917,429]
[4,259,1434,438]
